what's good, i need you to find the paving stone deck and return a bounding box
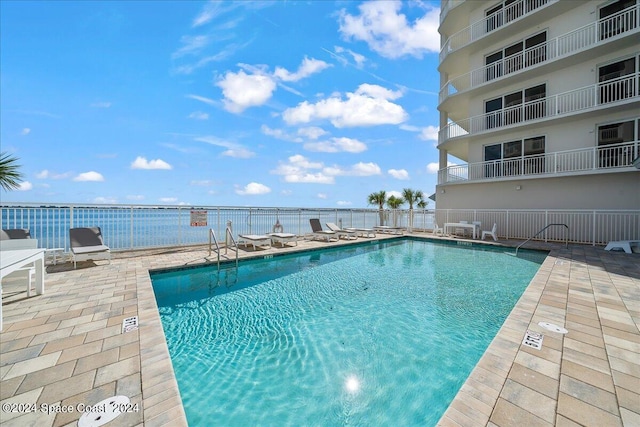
[1,233,638,426]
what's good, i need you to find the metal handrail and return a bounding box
[225,226,239,267]
[208,228,220,269]
[516,223,569,255]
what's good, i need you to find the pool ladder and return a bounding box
[515,223,569,256]
[209,226,239,270]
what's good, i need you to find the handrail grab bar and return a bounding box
[516,223,569,256]
[225,226,239,267]
[209,228,220,269]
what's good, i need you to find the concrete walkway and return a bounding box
[0,234,638,426]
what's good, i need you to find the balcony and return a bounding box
[439,72,640,144]
[438,141,639,185]
[439,4,640,104]
[439,0,557,63]
[440,0,465,24]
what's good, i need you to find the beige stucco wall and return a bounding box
[435,171,640,210]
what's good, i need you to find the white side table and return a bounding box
[45,248,66,265]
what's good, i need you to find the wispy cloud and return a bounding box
[188,111,209,120]
[36,169,73,180]
[271,154,381,184]
[73,171,105,182]
[90,101,112,108]
[130,156,172,170]
[186,94,218,106]
[388,168,409,180]
[17,181,33,191]
[195,135,255,158]
[172,35,210,59]
[304,137,367,153]
[274,57,332,82]
[21,128,31,135]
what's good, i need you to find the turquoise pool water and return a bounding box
[152,239,546,426]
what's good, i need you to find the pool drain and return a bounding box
[77,395,130,427]
[538,321,568,334]
[122,316,138,333]
[522,330,543,350]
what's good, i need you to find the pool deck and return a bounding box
[0,233,638,426]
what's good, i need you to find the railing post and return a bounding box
[592,210,597,247]
[178,206,182,246]
[130,206,134,249]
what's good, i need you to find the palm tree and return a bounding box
[367,190,387,226]
[386,195,404,227]
[0,152,24,191]
[402,188,425,231]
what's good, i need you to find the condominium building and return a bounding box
[436,0,639,211]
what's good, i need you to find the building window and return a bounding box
[485,84,546,129]
[597,119,637,167]
[598,56,637,104]
[599,0,637,40]
[483,136,546,177]
[485,31,547,82]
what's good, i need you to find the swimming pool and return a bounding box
[151,239,546,426]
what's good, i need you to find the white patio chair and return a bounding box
[481,223,498,241]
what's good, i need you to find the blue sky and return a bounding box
[1,0,442,208]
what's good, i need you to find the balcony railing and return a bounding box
[440,0,556,62]
[439,72,640,143]
[439,4,640,104]
[438,140,639,185]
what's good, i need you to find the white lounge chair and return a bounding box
[481,223,498,241]
[309,219,338,242]
[69,227,111,269]
[604,240,640,254]
[269,232,297,247]
[373,225,405,235]
[325,223,357,240]
[238,234,272,250]
[432,223,444,236]
[345,227,376,238]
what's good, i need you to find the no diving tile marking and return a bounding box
[522,330,544,350]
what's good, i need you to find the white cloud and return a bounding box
[189,111,209,120]
[419,125,439,141]
[388,168,410,180]
[190,180,213,186]
[236,182,271,195]
[131,156,172,170]
[21,128,31,135]
[282,83,407,128]
[159,197,178,203]
[387,190,403,199]
[90,101,112,108]
[297,127,327,140]
[334,46,366,68]
[338,1,440,59]
[337,200,352,206]
[93,196,117,204]
[17,181,32,191]
[317,193,328,199]
[127,195,145,200]
[271,154,334,184]
[73,171,104,182]
[216,69,277,113]
[274,57,332,82]
[196,135,255,158]
[36,170,72,180]
[304,137,367,153]
[261,125,300,142]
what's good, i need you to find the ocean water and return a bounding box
[152,239,546,426]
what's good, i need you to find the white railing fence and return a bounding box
[435,209,640,245]
[2,204,637,251]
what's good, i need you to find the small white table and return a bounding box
[444,222,477,239]
[46,248,66,265]
[0,248,45,331]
